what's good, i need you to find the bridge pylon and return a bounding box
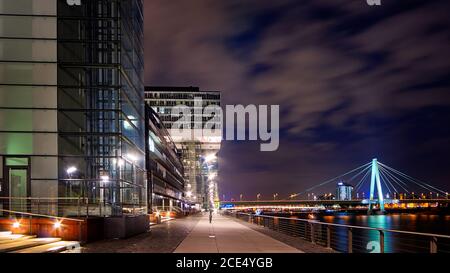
[368,158,385,213]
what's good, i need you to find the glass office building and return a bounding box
[145,86,221,209]
[0,0,146,218]
[145,105,185,215]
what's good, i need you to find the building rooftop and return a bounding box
[145,86,220,93]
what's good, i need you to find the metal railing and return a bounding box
[230,212,450,253]
[0,197,146,218]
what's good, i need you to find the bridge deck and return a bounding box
[174,213,302,253]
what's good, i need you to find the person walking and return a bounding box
[209,209,213,224]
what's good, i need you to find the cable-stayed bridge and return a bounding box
[221,158,449,213]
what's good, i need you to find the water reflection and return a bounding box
[315,213,450,253]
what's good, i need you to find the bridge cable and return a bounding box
[378,164,410,189]
[379,162,447,194]
[354,167,372,193]
[378,165,410,193]
[292,161,372,198]
[347,165,372,185]
[378,167,396,195]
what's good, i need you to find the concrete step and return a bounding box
[0,238,61,253]
[12,241,80,253]
[0,235,36,243]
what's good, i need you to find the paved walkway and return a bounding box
[174,213,302,253]
[77,214,201,253]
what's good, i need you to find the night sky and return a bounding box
[144,0,450,200]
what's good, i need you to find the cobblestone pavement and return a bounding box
[77,214,202,253]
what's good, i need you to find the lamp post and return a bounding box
[273,193,278,200]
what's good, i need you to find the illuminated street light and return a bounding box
[54,221,61,229]
[12,221,20,229]
[204,154,217,163]
[100,175,110,183]
[66,166,77,175]
[126,153,138,162]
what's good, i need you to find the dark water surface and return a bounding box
[315,213,450,253]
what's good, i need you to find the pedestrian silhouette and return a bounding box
[209,209,213,223]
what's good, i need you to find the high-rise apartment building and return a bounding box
[0,0,147,236]
[145,86,221,209]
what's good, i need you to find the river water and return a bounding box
[262,212,450,253]
[316,213,450,253]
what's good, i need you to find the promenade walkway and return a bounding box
[174,213,302,253]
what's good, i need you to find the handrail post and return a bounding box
[379,230,385,253]
[86,198,89,218]
[78,221,83,243]
[430,236,438,253]
[327,225,331,249]
[310,222,315,243]
[348,228,353,253]
[78,198,81,217]
[29,215,32,235]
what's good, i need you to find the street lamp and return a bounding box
[100,175,110,183]
[66,166,77,175]
[125,153,138,162]
[204,154,217,163]
[273,193,278,200]
[257,193,261,201]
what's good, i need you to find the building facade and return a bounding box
[0,0,146,218]
[145,105,186,215]
[337,182,354,201]
[145,86,221,209]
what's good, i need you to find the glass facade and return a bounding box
[145,87,221,209]
[0,0,146,217]
[145,105,185,214]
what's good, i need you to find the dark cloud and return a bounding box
[144,0,450,199]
